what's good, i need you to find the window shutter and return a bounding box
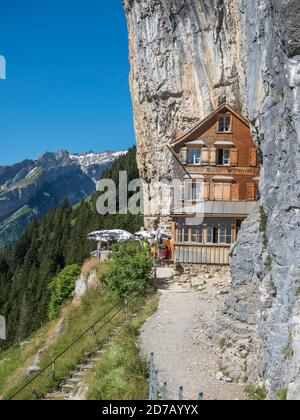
[209,182,215,200]
[209,147,217,166]
[214,183,223,201]
[247,182,256,201]
[181,147,188,164]
[185,181,193,201]
[201,147,209,164]
[231,183,239,201]
[203,183,210,201]
[230,148,238,166]
[223,184,231,201]
[249,148,257,166]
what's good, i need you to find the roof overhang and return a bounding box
[171,104,250,150]
[183,174,205,179]
[212,175,235,182]
[184,139,205,146]
[172,201,257,218]
[214,140,235,147]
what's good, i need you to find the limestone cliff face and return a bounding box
[123,0,300,398]
[233,0,300,399]
[123,0,245,227]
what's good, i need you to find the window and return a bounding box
[185,181,201,201]
[207,220,219,244]
[218,115,231,132]
[207,226,219,244]
[217,149,230,165]
[191,225,203,243]
[214,183,232,201]
[187,148,201,165]
[220,221,232,244]
[191,226,197,243]
[176,219,185,242]
[206,219,233,244]
[184,225,189,242]
[176,220,203,243]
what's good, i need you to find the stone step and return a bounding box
[72,371,84,378]
[95,349,105,355]
[79,364,95,371]
[89,357,101,363]
[62,383,76,390]
[70,370,80,375]
[43,392,69,401]
[66,377,81,384]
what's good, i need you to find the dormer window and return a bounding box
[187,148,201,165]
[218,114,232,132]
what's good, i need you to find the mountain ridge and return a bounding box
[0,149,126,248]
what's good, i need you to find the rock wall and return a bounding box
[237,0,300,399]
[123,0,300,398]
[123,0,245,228]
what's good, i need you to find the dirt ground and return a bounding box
[140,267,248,401]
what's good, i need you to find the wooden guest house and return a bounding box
[170,104,260,265]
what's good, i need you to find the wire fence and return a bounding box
[8,294,137,400]
[149,353,204,401]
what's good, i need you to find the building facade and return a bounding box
[170,104,260,265]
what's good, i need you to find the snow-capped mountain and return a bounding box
[0,149,126,248]
[69,151,127,183]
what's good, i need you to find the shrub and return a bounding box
[48,264,81,320]
[277,388,288,401]
[265,255,272,271]
[219,338,226,350]
[259,206,268,233]
[245,384,267,400]
[103,242,154,298]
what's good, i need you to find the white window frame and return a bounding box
[217,148,230,166]
[220,224,232,244]
[184,180,202,202]
[218,114,232,133]
[187,148,201,165]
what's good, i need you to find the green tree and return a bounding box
[0,146,144,347]
[48,264,81,320]
[103,242,154,298]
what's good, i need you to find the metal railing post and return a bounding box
[125,296,129,318]
[198,392,204,400]
[153,370,159,400]
[179,385,184,400]
[52,362,56,385]
[149,353,155,400]
[162,382,168,400]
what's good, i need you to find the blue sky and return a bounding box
[0,0,135,165]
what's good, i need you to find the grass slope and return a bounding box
[86,294,159,400]
[0,265,158,400]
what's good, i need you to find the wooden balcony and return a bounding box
[174,243,230,265]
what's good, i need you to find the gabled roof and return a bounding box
[171,103,250,148]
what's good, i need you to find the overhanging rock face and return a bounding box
[123,0,300,398]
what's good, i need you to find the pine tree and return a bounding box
[0,146,143,347]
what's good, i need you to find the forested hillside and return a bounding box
[0,150,124,249]
[0,146,142,347]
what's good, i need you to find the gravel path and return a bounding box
[140,268,248,401]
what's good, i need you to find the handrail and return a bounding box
[8,293,137,400]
